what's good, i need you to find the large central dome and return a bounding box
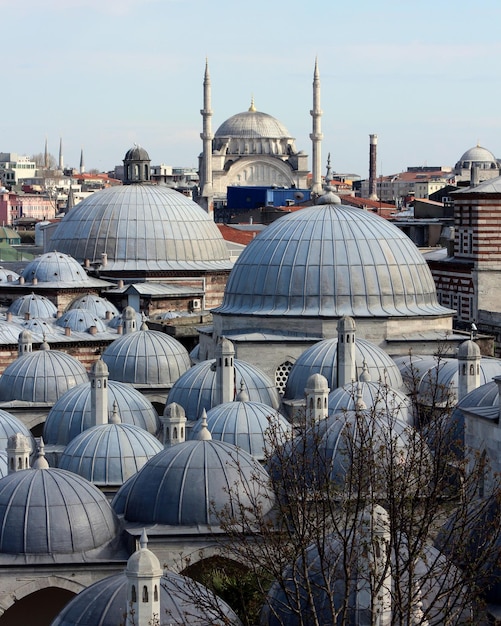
[215,109,292,140]
[49,185,232,272]
[215,200,450,318]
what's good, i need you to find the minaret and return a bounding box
[7,433,31,473]
[161,402,187,446]
[58,137,64,171]
[90,358,109,426]
[44,137,49,170]
[457,338,481,400]
[199,58,214,215]
[79,148,85,174]
[337,316,357,388]
[126,529,162,626]
[309,57,323,197]
[215,337,235,405]
[369,134,378,200]
[305,373,330,423]
[357,505,392,625]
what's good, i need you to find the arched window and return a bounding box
[317,397,321,409]
[173,427,178,440]
[131,585,137,603]
[309,398,314,410]
[142,586,148,602]
[154,585,158,602]
[17,457,22,469]
[470,364,474,376]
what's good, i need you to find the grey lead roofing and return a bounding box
[215,203,453,318]
[48,185,233,271]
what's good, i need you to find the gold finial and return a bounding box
[248,95,256,112]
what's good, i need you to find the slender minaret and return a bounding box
[44,137,49,170]
[457,339,481,400]
[369,134,378,200]
[79,148,85,174]
[58,137,64,171]
[305,373,330,423]
[357,505,392,625]
[161,402,187,447]
[337,316,357,388]
[7,433,31,473]
[199,58,214,215]
[309,58,323,197]
[126,529,162,626]
[215,337,235,405]
[90,358,109,427]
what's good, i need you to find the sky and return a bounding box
[2,0,501,178]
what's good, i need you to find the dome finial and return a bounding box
[196,409,212,441]
[139,528,148,550]
[236,380,249,402]
[110,400,121,424]
[32,437,49,469]
[249,95,256,112]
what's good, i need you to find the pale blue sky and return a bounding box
[2,0,501,178]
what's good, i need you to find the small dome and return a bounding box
[124,144,150,162]
[167,358,281,419]
[328,381,414,425]
[0,321,26,343]
[48,185,232,272]
[457,339,481,359]
[0,347,88,403]
[44,380,160,446]
[0,468,118,554]
[20,318,59,338]
[216,203,450,319]
[417,357,501,407]
[20,251,89,284]
[189,400,291,461]
[67,294,119,319]
[0,267,19,282]
[55,308,107,333]
[285,337,403,400]
[0,409,36,451]
[112,439,273,526]
[51,569,241,626]
[306,373,330,392]
[8,293,57,318]
[456,144,499,169]
[59,423,163,486]
[102,329,191,386]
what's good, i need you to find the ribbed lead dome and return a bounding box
[216,203,450,318]
[51,570,241,626]
[112,439,273,526]
[0,468,118,554]
[0,347,88,403]
[59,423,163,486]
[215,109,292,140]
[102,329,191,385]
[43,380,160,446]
[48,185,232,271]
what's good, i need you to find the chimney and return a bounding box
[6,274,12,282]
[89,325,97,335]
[24,312,30,321]
[470,164,480,188]
[6,312,12,322]
[117,324,123,335]
[101,253,107,267]
[84,258,90,268]
[105,310,113,320]
[19,276,25,285]
[32,277,38,285]
[369,134,378,200]
[64,326,71,336]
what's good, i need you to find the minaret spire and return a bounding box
[199,58,214,216]
[79,148,85,174]
[44,137,49,170]
[58,137,64,171]
[310,57,323,197]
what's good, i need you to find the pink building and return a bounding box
[0,192,55,225]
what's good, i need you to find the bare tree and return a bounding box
[175,358,501,625]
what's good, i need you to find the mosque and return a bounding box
[0,61,499,625]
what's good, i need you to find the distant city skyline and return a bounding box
[3,0,501,177]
